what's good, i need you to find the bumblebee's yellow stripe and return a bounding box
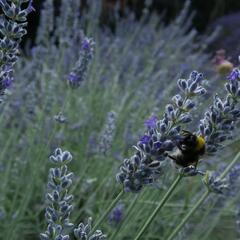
[196,136,205,151]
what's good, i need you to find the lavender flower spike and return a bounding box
[40,148,74,240]
[117,71,207,192]
[67,36,95,88]
[0,0,34,97]
[198,67,240,154]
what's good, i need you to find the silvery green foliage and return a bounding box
[0,0,34,96]
[40,148,74,240]
[67,37,95,88]
[198,67,240,154]
[116,71,207,192]
[98,111,117,155]
[74,218,106,240]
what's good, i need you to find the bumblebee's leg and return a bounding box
[192,160,199,169]
[176,143,184,152]
[167,154,177,161]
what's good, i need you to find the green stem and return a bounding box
[167,190,210,240]
[91,189,124,233]
[219,151,240,179]
[110,194,139,240]
[134,174,183,240]
[166,150,240,240]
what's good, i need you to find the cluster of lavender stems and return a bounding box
[91,71,207,237]
[116,67,240,240]
[166,67,240,240]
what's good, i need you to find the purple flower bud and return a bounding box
[179,114,192,123]
[166,104,174,113]
[177,79,187,91]
[185,99,195,110]
[162,140,174,151]
[227,68,240,81]
[139,135,151,145]
[153,141,162,150]
[188,81,198,92]
[159,123,167,133]
[190,70,198,80]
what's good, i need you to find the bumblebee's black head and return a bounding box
[180,132,197,146]
[178,130,205,155]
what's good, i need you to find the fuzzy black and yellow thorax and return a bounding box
[169,131,206,168]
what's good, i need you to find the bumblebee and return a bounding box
[168,130,205,168]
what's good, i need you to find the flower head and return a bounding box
[40,148,74,240]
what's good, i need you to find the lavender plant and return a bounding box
[0,1,235,239]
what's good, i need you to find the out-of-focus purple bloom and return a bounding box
[68,72,79,85]
[67,36,95,88]
[109,203,124,226]
[3,77,13,89]
[82,38,91,50]
[144,115,158,129]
